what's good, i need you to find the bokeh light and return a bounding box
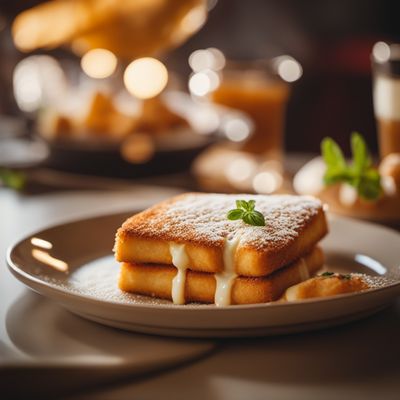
[223,118,251,142]
[189,48,225,72]
[124,57,168,99]
[164,90,220,134]
[189,70,220,96]
[339,184,358,207]
[180,5,207,36]
[121,133,155,164]
[372,41,391,63]
[13,55,66,112]
[225,157,257,186]
[275,56,303,82]
[189,72,211,96]
[81,48,117,79]
[189,49,214,72]
[252,170,283,194]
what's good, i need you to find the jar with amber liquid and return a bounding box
[211,61,291,161]
[373,42,400,158]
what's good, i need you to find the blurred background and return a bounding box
[1,0,400,197]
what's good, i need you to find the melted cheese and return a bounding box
[283,282,299,301]
[169,234,242,306]
[214,234,241,306]
[169,243,190,305]
[283,258,309,301]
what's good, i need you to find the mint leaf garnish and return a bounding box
[246,199,256,211]
[227,209,245,220]
[351,132,371,174]
[322,137,347,171]
[235,200,248,210]
[321,132,382,201]
[227,199,265,226]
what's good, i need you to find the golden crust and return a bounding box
[115,193,328,277]
[118,247,324,305]
[282,273,369,300]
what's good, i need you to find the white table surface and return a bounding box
[1,186,400,400]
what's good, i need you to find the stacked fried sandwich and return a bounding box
[114,193,328,305]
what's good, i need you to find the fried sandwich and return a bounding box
[114,193,328,305]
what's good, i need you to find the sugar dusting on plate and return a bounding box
[33,254,398,307]
[39,256,174,306]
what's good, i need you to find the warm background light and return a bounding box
[13,55,67,112]
[189,48,225,72]
[225,157,257,188]
[189,70,220,97]
[372,41,391,63]
[12,0,207,59]
[274,56,303,83]
[81,48,117,79]
[123,57,168,99]
[223,118,251,142]
[188,47,225,97]
[252,170,283,194]
[121,133,155,164]
[179,5,207,36]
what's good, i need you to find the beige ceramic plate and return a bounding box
[7,211,400,338]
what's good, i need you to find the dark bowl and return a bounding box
[41,130,216,178]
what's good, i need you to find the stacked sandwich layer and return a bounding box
[114,193,328,305]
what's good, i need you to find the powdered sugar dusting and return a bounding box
[38,256,175,306]
[30,254,399,308]
[120,193,322,251]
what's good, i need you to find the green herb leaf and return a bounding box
[242,210,265,226]
[227,209,245,220]
[247,199,256,211]
[227,199,266,226]
[236,200,249,210]
[320,133,382,201]
[321,271,335,277]
[321,137,347,170]
[323,168,351,186]
[351,132,371,174]
[358,172,382,200]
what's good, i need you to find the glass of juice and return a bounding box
[372,42,400,158]
[211,58,296,162]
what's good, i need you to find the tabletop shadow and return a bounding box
[3,291,216,399]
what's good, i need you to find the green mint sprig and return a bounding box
[319,271,351,280]
[320,271,335,277]
[227,199,265,226]
[321,132,382,201]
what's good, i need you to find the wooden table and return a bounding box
[1,174,400,400]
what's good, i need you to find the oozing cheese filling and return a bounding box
[169,235,242,306]
[169,243,190,305]
[214,234,241,306]
[284,258,309,301]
